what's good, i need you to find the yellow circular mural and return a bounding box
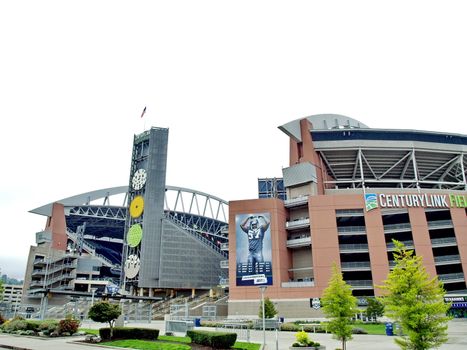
[129,195,144,218]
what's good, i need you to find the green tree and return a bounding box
[259,297,277,319]
[321,263,358,350]
[379,240,451,350]
[0,279,4,299]
[88,301,121,339]
[365,297,384,319]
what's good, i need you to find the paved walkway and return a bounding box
[1,319,466,350]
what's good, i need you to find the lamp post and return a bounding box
[259,286,267,348]
[91,288,97,306]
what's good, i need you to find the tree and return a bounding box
[88,301,121,339]
[365,297,384,319]
[258,297,277,319]
[321,263,358,350]
[379,240,451,350]
[0,279,4,300]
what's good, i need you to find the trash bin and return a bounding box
[385,322,393,336]
[194,318,201,327]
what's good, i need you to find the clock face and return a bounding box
[124,254,140,279]
[127,224,143,247]
[132,168,147,190]
[129,195,144,218]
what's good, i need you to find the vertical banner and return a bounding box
[236,213,273,286]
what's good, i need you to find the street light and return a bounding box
[91,288,97,306]
[259,286,267,348]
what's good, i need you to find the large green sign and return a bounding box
[365,193,466,212]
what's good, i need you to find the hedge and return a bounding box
[99,327,159,341]
[187,330,237,349]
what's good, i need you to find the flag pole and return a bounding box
[140,106,147,131]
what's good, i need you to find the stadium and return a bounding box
[228,114,467,318]
[21,116,466,320]
[22,127,229,318]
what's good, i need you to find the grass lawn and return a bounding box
[104,339,190,350]
[78,328,99,335]
[99,335,261,350]
[352,323,386,335]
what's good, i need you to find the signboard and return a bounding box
[236,213,273,286]
[444,296,467,303]
[365,193,466,212]
[310,298,321,309]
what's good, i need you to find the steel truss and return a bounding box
[320,148,466,190]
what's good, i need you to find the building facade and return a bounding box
[228,114,467,317]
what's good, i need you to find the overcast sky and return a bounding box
[1,1,466,280]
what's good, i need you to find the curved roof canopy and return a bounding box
[30,185,229,222]
[279,114,369,142]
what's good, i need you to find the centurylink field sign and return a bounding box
[365,193,467,212]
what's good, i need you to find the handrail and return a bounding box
[284,196,309,206]
[383,223,412,232]
[339,244,369,251]
[337,226,366,233]
[427,220,453,228]
[286,218,310,228]
[346,280,373,287]
[386,240,414,249]
[438,273,465,281]
[66,229,116,268]
[431,237,457,246]
[434,254,461,263]
[341,261,371,269]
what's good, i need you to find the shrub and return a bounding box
[58,318,80,335]
[38,320,59,334]
[351,327,368,334]
[291,331,321,348]
[200,320,223,328]
[25,320,42,332]
[280,322,300,332]
[187,330,237,348]
[2,318,28,333]
[0,313,5,326]
[99,327,159,341]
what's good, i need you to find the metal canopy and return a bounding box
[317,146,466,190]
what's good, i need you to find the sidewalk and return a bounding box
[1,319,466,350]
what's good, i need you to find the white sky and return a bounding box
[1,1,466,280]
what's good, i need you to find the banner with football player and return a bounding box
[235,213,273,286]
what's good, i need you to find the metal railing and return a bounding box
[339,243,369,252]
[427,220,454,229]
[438,273,465,282]
[281,280,314,288]
[346,280,373,288]
[66,229,118,268]
[341,261,371,270]
[286,236,311,248]
[337,226,366,234]
[284,196,309,207]
[286,218,310,229]
[386,240,414,250]
[431,237,457,247]
[383,223,412,233]
[335,209,364,217]
[434,255,461,264]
